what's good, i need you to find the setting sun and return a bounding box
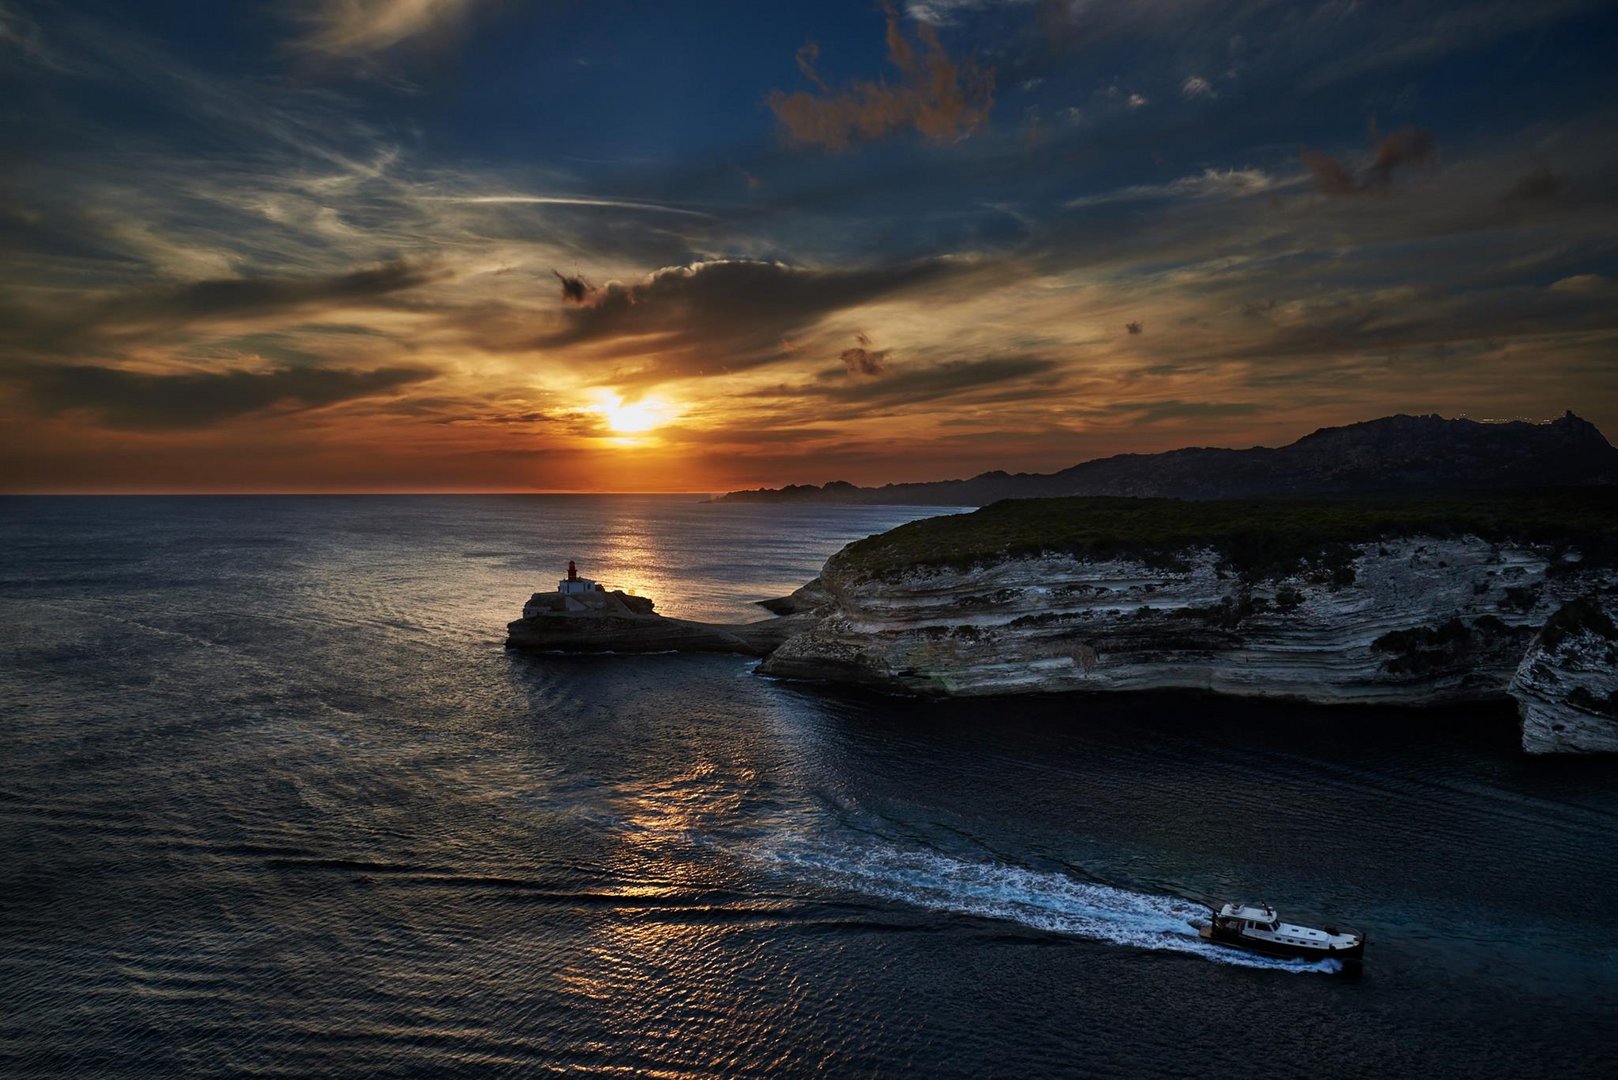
[595,393,674,435]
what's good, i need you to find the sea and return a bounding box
[2,495,1616,1078]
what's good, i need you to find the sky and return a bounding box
[2,0,1616,493]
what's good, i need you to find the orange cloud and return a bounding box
[1301,126,1436,196]
[768,6,995,152]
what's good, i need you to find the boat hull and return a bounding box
[1198,924,1365,966]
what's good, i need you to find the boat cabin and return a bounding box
[1216,901,1280,931]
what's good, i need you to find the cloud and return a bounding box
[531,257,965,381]
[904,0,1038,25]
[1300,149,1358,196]
[1550,274,1609,294]
[553,270,593,304]
[765,355,1059,409]
[290,0,484,56]
[425,194,715,218]
[0,1,78,73]
[768,6,995,152]
[1101,399,1264,422]
[1181,75,1215,99]
[1,260,444,359]
[1504,166,1561,201]
[841,333,891,376]
[1302,126,1436,196]
[1065,167,1280,209]
[12,363,435,429]
[1368,127,1436,186]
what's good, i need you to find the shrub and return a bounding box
[827,489,1618,586]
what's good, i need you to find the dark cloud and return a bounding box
[763,355,1059,409]
[767,5,995,152]
[840,347,889,375]
[100,260,439,326]
[841,331,889,375]
[552,269,593,304]
[1098,399,1265,422]
[1504,166,1562,201]
[436,410,560,426]
[1300,149,1358,197]
[1301,127,1435,196]
[530,257,964,381]
[1368,127,1435,186]
[11,363,435,429]
[1,260,443,359]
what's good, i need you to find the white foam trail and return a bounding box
[753,841,1340,974]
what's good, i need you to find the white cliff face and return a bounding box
[761,537,1616,749]
[1513,603,1618,754]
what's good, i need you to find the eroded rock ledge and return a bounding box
[506,588,813,657]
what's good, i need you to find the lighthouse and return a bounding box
[558,560,601,596]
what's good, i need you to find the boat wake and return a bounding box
[750,840,1341,973]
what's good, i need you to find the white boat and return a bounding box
[1194,900,1365,966]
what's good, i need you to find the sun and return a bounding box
[593,392,674,435]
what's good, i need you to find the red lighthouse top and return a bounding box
[567,560,577,581]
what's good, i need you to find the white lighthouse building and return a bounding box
[520,561,654,619]
[558,560,602,595]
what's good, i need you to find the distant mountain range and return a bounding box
[714,412,1618,506]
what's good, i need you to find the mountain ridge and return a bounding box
[715,411,1618,505]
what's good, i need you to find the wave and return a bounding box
[749,840,1340,973]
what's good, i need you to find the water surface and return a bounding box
[2,496,1615,1077]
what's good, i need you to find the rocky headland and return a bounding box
[507,489,1618,753]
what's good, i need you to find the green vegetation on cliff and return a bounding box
[827,489,1618,583]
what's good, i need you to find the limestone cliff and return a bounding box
[1512,598,1618,753]
[756,493,1618,751]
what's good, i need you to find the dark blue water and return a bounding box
[3,496,1616,1078]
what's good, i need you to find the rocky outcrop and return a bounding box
[753,577,833,616]
[757,536,1618,751]
[1513,598,1618,754]
[506,589,813,657]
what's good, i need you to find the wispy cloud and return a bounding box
[289,0,486,56]
[1064,167,1283,209]
[1,261,446,361]
[422,194,716,218]
[11,362,435,430]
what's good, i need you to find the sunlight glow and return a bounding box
[594,392,675,435]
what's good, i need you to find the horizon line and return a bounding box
[0,489,732,497]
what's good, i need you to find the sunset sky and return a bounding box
[3,0,1616,492]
